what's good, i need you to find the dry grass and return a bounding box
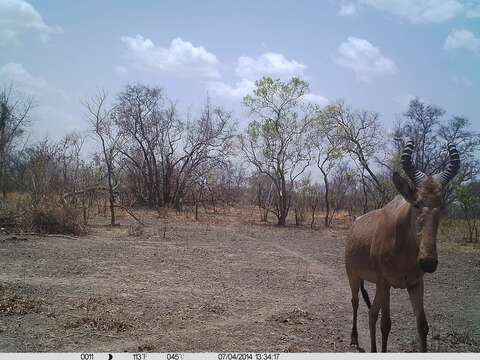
[286,342,300,352]
[440,240,480,255]
[0,206,479,352]
[2,192,31,204]
[2,192,87,235]
[440,218,479,243]
[63,297,132,332]
[127,224,145,237]
[64,316,131,332]
[0,294,41,316]
[446,328,478,347]
[0,283,43,316]
[439,218,480,258]
[137,343,156,352]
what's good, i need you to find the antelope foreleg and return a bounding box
[408,281,429,352]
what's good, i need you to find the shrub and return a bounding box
[0,206,18,229]
[25,206,86,235]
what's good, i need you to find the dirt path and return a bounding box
[0,217,479,352]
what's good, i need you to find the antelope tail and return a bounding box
[360,281,371,309]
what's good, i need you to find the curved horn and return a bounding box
[401,138,427,186]
[433,143,460,185]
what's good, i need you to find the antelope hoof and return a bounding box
[350,338,359,350]
[350,341,364,352]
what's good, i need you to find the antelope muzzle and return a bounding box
[419,257,438,273]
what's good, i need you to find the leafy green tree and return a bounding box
[240,77,319,226]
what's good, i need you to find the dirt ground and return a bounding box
[0,208,479,353]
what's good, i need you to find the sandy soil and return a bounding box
[0,208,479,352]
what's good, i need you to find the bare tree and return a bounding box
[438,116,480,184]
[0,85,33,199]
[393,98,445,173]
[113,85,235,210]
[325,102,387,206]
[170,99,236,210]
[311,113,344,227]
[251,173,275,222]
[157,102,183,207]
[24,139,62,209]
[456,183,480,243]
[393,98,480,203]
[293,178,308,226]
[113,84,165,208]
[240,77,318,226]
[329,162,355,225]
[59,132,85,205]
[305,182,321,229]
[83,91,122,226]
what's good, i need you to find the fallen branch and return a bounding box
[9,232,79,240]
[63,186,109,199]
[63,183,120,199]
[114,205,145,226]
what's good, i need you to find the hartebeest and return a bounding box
[345,139,460,352]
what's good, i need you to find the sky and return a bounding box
[0,0,479,142]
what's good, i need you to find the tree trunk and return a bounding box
[99,135,116,226]
[361,174,368,214]
[320,168,330,228]
[83,205,88,226]
[277,178,289,226]
[0,155,7,200]
[107,165,116,226]
[310,204,316,229]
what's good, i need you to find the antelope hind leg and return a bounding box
[369,282,384,352]
[380,285,391,352]
[348,275,361,350]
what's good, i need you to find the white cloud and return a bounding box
[0,63,77,139]
[339,2,357,16]
[394,94,416,109]
[114,65,128,75]
[207,51,327,108]
[359,0,464,23]
[0,62,58,97]
[451,75,472,87]
[0,62,67,103]
[444,29,480,53]
[465,0,480,18]
[207,79,255,100]
[0,0,61,44]
[304,93,329,106]
[207,78,329,110]
[334,37,397,82]
[120,35,221,79]
[235,52,306,79]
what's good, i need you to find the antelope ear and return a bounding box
[393,172,415,202]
